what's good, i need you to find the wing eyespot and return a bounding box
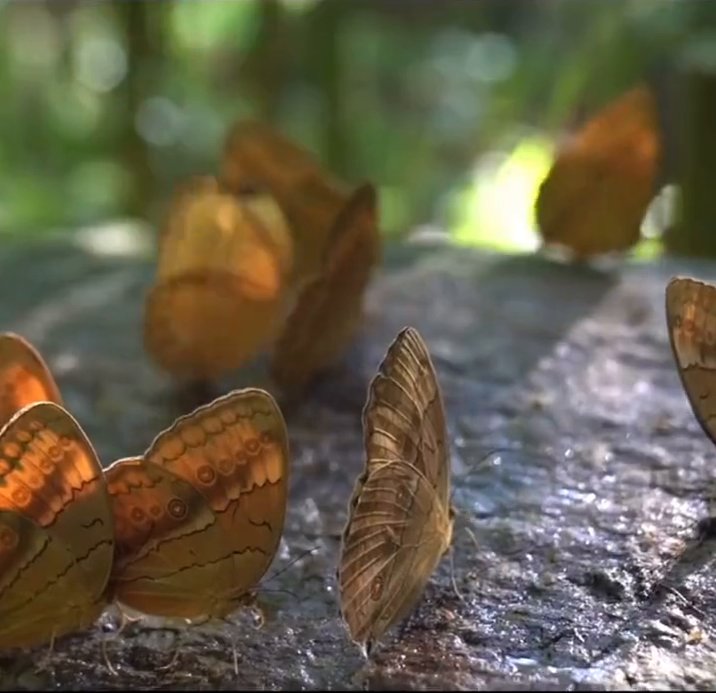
[167,497,188,520]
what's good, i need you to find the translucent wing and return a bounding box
[0,402,113,649]
[0,333,62,428]
[665,276,716,445]
[536,85,660,258]
[270,183,380,392]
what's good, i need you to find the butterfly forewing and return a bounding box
[665,276,716,445]
[363,327,450,504]
[271,183,380,392]
[0,333,62,428]
[0,402,114,649]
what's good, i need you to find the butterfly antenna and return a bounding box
[662,583,709,620]
[448,548,466,604]
[265,544,320,583]
[451,445,560,505]
[257,587,300,601]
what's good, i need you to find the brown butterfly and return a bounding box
[337,327,453,656]
[0,332,63,428]
[536,85,661,259]
[145,177,295,380]
[271,183,381,393]
[0,401,114,649]
[221,120,354,281]
[105,387,289,620]
[665,276,716,445]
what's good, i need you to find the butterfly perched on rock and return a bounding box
[338,327,453,656]
[536,85,661,259]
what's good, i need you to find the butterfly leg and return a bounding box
[101,608,145,675]
[35,628,57,673]
[155,642,182,672]
[448,549,466,604]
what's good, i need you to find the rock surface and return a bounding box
[1,227,716,690]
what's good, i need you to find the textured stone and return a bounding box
[1,227,716,690]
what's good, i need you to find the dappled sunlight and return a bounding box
[449,133,553,252]
[73,218,154,259]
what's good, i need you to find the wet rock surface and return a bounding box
[1,229,716,690]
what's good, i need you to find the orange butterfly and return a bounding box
[536,85,661,259]
[144,177,295,380]
[0,332,62,428]
[105,388,289,621]
[271,183,381,393]
[221,120,355,281]
[0,401,114,649]
[0,334,115,650]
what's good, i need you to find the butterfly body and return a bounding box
[338,327,452,654]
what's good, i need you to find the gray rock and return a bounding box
[1,228,715,690]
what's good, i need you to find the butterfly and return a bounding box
[0,332,63,429]
[536,85,661,259]
[665,276,716,444]
[337,327,453,656]
[0,401,114,649]
[105,387,290,620]
[271,183,381,393]
[144,176,295,380]
[221,119,354,281]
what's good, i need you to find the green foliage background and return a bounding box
[0,0,709,251]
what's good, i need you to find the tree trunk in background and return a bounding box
[114,1,163,221]
[243,0,286,122]
[665,64,716,257]
[306,0,346,174]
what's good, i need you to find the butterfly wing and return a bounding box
[363,326,450,505]
[338,460,452,653]
[106,457,242,619]
[271,183,380,392]
[143,388,290,614]
[0,333,62,428]
[157,177,293,286]
[144,271,286,379]
[0,402,113,648]
[146,177,293,380]
[665,276,716,445]
[536,86,660,258]
[339,327,452,652]
[221,120,351,279]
